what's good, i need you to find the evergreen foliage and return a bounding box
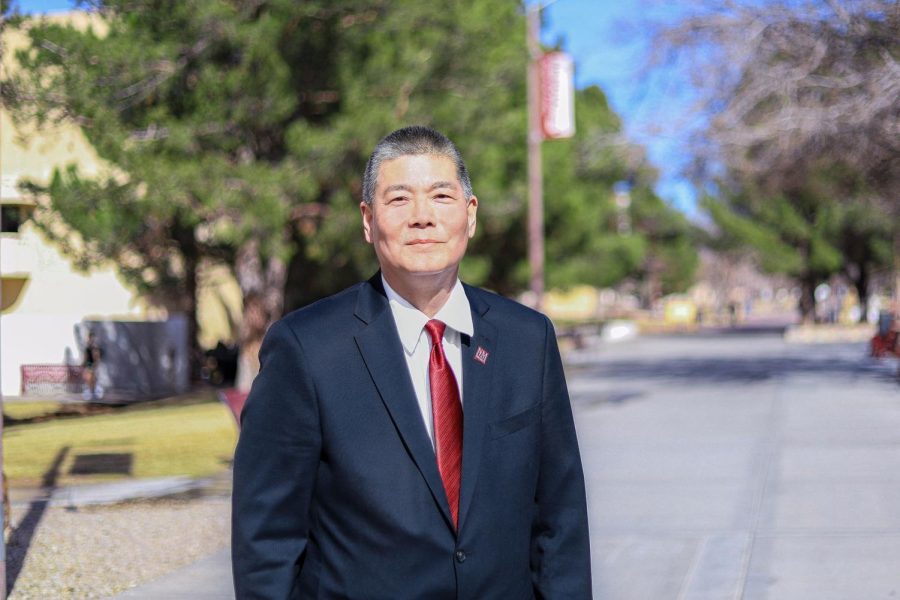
[3,0,697,381]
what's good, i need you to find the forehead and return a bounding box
[376,154,460,193]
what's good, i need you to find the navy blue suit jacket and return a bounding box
[232,275,591,599]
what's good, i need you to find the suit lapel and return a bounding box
[458,285,497,531]
[353,276,455,530]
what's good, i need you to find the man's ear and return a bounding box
[360,201,374,243]
[466,196,478,239]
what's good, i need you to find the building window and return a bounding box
[1,205,22,233]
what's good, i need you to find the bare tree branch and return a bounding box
[650,0,899,204]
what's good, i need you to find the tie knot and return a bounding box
[425,319,447,346]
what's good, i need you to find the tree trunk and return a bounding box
[183,252,201,379]
[644,255,664,310]
[799,276,817,324]
[235,290,268,393]
[172,221,202,380]
[234,237,287,392]
[854,263,870,324]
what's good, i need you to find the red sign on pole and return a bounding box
[539,51,575,140]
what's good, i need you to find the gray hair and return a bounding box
[362,126,473,205]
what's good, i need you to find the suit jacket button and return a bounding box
[455,550,467,563]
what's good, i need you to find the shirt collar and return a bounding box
[382,275,474,354]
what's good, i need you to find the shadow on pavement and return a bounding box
[6,445,70,595]
[577,355,897,384]
[575,390,647,407]
[69,453,134,476]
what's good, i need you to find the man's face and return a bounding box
[361,154,477,288]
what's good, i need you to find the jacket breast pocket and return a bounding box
[489,404,540,440]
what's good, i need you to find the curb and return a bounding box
[11,476,221,509]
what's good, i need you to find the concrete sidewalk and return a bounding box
[110,549,233,599]
[10,476,217,509]
[107,333,899,599]
[573,334,900,599]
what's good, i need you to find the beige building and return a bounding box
[1,14,241,397]
[0,15,151,396]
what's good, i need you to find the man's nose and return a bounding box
[408,196,436,227]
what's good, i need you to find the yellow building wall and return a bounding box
[1,14,247,397]
[196,262,243,348]
[2,13,245,397]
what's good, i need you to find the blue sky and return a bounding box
[11,0,700,216]
[541,0,701,216]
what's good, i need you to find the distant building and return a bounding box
[0,15,231,398]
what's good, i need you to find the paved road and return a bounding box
[115,333,900,599]
[571,333,900,599]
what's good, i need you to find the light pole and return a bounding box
[526,2,574,311]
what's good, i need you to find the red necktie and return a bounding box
[425,319,463,529]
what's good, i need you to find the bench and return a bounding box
[20,364,84,396]
[871,330,899,358]
[217,387,249,426]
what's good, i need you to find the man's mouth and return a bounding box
[407,239,441,245]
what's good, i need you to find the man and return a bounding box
[232,126,591,599]
[82,331,104,400]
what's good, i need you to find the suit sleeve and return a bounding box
[232,319,321,599]
[531,315,593,599]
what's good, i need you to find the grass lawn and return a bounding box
[4,400,63,422]
[3,393,238,488]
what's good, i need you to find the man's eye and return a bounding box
[389,197,409,203]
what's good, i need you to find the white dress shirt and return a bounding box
[383,276,473,447]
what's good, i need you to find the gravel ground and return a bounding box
[6,495,230,599]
